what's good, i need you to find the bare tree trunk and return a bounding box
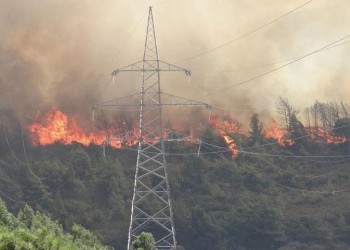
[276,96,298,133]
[304,107,311,131]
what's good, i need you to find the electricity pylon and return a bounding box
[94,6,209,250]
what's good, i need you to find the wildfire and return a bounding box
[27,110,347,156]
[308,127,347,144]
[264,122,346,146]
[27,109,177,148]
[264,120,293,146]
[28,109,116,147]
[27,109,243,157]
[209,115,240,157]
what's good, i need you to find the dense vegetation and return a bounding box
[0,106,350,249]
[0,199,109,249]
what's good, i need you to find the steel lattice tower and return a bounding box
[127,7,177,249]
[94,6,209,250]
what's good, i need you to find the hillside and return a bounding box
[0,118,350,249]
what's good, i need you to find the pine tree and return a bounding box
[288,114,308,147]
[249,114,264,146]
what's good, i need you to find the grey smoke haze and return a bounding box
[0,0,349,128]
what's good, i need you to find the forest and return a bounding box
[0,98,350,249]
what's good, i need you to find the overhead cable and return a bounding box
[177,0,314,63]
[191,40,350,74]
[199,34,350,98]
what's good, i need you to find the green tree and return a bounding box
[0,199,110,250]
[333,118,350,140]
[70,146,92,179]
[17,205,35,228]
[0,200,16,229]
[288,114,308,147]
[131,232,156,250]
[249,113,264,145]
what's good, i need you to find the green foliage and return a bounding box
[131,232,155,250]
[17,205,34,228]
[0,200,16,228]
[0,199,110,250]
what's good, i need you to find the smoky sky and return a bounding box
[0,0,349,128]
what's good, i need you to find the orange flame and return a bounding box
[28,109,118,147]
[209,115,240,157]
[308,127,347,144]
[28,110,346,154]
[264,120,293,146]
[27,109,175,148]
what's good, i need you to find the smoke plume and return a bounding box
[0,0,349,129]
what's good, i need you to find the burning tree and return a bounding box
[304,100,350,131]
[287,114,309,148]
[264,120,292,146]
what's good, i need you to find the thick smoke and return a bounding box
[0,0,349,130]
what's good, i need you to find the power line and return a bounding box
[93,10,147,102]
[177,0,314,63]
[200,141,350,159]
[21,124,45,181]
[107,135,350,159]
[153,8,202,55]
[95,106,350,159]
[188,39,350,101]
[0,177,71,204]
[236,161,346,191]
[0,125,71,204]
[237,150,350,159]
[255,173,350,194]
[211,105,256,112]
[191,40,350,74]
[233,158,350,194]
[99,8,201,248]
[112,140,350,194]
[199,34,350,98]
[110,144,350,194]
[2,123,26,164]
[101,114,350,158]
[294,166,345,179]
[1,142,345,205]
[13,125,348,199]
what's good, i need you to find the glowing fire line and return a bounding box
[27,110,347,155]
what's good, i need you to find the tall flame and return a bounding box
[264,122,347,146]
[27,110,242,157]
[28,109,113,147]
[209,115,240,157]
[27,109,177,148]
[264,120,293,146]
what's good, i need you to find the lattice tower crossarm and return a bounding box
[94,6,210,250]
